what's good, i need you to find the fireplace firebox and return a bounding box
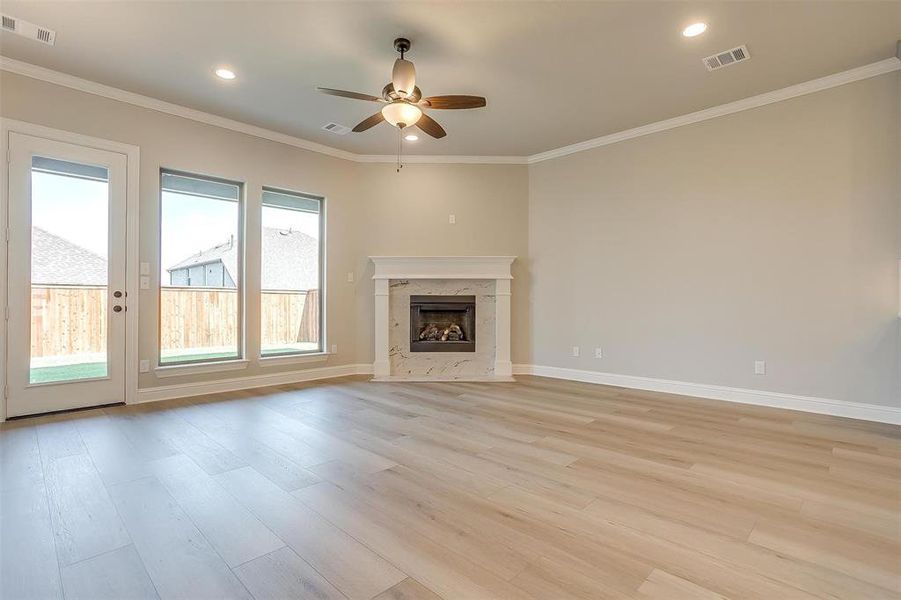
[409,295,476,352]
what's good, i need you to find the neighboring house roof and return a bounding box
[168,228,319,290]
[32,227,108,286]
[167,235,239,281]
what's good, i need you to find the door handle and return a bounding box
[113,290,123,298]
[113,305,123,313]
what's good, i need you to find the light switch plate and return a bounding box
[594,347,603,359]
[140,276,150,290]
[346,272,354,283]
[572,346,580,357]
[449,214,456,224]
[139,262,150,275]
[754,360,766,375]
[139,359,150,373]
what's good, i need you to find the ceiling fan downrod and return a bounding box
[394,37,411,59]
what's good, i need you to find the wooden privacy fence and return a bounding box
[159,287,239,351]
[160,287,320,351]
[31,286,107,358]
[260,288,320,348]
[30,285,320,358]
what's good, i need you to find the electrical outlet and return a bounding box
[140,276,150,290]
[331,344,338,354]
[346,272,354,283]
[594,347,603,359]
[139,359,150,373]
[449,214,456,224]
[754,360,766,375]
[572,346,580,357]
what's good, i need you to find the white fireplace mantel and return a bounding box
[370,256,516,381]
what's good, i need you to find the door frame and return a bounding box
[0,119,140,421]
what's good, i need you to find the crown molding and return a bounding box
[0,56,528,165]
[0,56,364,161]
[528,56,901,164]
[3,54,899,166]
[354,154,527,165]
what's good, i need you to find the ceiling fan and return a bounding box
[317,38,486,139]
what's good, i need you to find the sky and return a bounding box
[32,171,109,258]
[30,171,319,285]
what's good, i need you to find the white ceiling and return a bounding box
[1,1,898,156]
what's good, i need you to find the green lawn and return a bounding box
[30,362,108,384]
[32,347,314,382]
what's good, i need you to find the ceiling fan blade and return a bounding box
[352,112,385,132]
[317,88,383,102]
[415,113,447,139]
[421,95,486,109]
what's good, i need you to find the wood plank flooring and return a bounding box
[1,375,898,599]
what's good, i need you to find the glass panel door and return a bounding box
[6,132,128,418]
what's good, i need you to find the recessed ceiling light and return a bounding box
[215,67,236,80]
[682,22,707,37]
[404,134,419,141]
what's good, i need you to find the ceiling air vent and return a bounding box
[0,14,56,46]
[703,45,749,71]
[321,122,351,136]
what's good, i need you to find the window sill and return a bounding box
[259,352,330,367]
[155,359,249,378]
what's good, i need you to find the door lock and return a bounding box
[113,305,123,313]
[113,290,123,298]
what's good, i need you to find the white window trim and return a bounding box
[259,351,330,367]
[155,359,249,378]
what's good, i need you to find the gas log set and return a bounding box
[409,295,476,352]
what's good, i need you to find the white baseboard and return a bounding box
[133,361,899,425]
[135,363,373,404]
[512,364,901,425]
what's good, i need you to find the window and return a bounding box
[260,187,323,356]
[159,170,242,365]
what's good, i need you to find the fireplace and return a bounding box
[409,295,476,352]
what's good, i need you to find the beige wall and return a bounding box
[0,71,530,392]
[529,74,900,407]
[2,67,897,409]
[353,163,529,364]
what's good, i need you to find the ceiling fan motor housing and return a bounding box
[392,59,416,98]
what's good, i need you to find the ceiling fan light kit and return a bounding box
[381,101,422,128]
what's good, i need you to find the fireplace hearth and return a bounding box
[410,295,476,352]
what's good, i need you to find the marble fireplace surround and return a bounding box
[370,256,516,382]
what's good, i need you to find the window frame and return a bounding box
[157,167,246,368]
[259,185,325,358]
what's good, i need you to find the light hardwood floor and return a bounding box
[1,376,899,599]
